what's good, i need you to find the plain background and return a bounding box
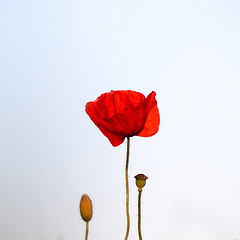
[1,0,240,240]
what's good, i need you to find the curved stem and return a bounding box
[138,189,142,240]
[124,137,130,240]
[85,221,89,240]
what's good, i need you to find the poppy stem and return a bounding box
[138,189,143,240]
[124,137,130,240]
[85,221,89,240]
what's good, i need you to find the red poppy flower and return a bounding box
[85,90,160,147]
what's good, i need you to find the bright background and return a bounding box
[1,0,240,240]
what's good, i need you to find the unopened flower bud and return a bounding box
[134,174,148,191]
[79,194,92,222]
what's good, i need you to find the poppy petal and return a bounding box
[86,100,126,147]
[94,124,126,147]
[138,92,160,137]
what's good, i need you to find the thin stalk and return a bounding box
[138,189,143,240]
[124,137,130,240]
[85,221,89,240]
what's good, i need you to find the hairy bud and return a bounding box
[79,194,92,222]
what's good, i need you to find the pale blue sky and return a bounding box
[0,1,240,240]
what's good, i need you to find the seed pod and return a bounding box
[134,174,148,190]
[79,194,93,222]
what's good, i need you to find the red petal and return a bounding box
[138,92,160,137]
[94,125,126,147]
[86,96,126,147]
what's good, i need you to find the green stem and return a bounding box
[138,189,142,240]
[124,137,130,240]
[85,221,89,240]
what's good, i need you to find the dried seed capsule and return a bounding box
[79,194,92,222]
[134,174,148,191]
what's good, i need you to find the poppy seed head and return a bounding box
[134,174,148,190]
